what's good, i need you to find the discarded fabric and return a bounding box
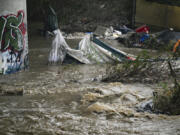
[48,29,136,64]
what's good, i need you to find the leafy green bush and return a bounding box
[102,51,168,83]
[154,82,180,115]
[153,61,180,115]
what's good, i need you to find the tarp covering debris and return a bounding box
[155,30,180,43]
[48,29,135,64]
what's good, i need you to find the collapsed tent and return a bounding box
[154,30,180,44]
[48,29,136,64]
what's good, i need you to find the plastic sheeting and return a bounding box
[48,29,134,64]
[67,34,116,64]
[48,29,67,64]
[77,34,115,63]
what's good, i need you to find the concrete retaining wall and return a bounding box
[136,0,180,30]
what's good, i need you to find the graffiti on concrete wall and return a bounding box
[0,10,28,74]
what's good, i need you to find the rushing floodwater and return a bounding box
[0,32,180,135]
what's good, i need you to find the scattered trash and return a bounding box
[110,25,151,47]
[48,28,136,64]
[173,40,180,53]
[64,32,87,39]
[137,99,154,113]
[135,25,150,33]
[144,29,180,50]
[140,33,150,43]
[94,26,122,40]
[115,25,180,51]
[94,25,109,37]
[68,33,135,63]
[48,20,180,64]
[155,29,180,44]
[115,25,134,34]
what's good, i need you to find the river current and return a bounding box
[0,31,179,135]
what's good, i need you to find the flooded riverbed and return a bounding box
[0,33,180,135]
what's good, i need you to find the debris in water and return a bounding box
[48,29,67,64]
[137,99,154,113]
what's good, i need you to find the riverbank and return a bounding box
[0,28,180,134]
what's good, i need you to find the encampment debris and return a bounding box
[48,29,136,64]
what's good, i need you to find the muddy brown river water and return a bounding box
[0,33,180,135]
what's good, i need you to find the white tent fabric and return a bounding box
[48,29,67,64]
[48,29,134,64]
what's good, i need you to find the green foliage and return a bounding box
[154,82,180,115]
[122,50,150,72]
[153,61,180,115]
[102,50,160,83]
[158,82,169,91]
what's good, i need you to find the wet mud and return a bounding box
[0,33,180,135]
